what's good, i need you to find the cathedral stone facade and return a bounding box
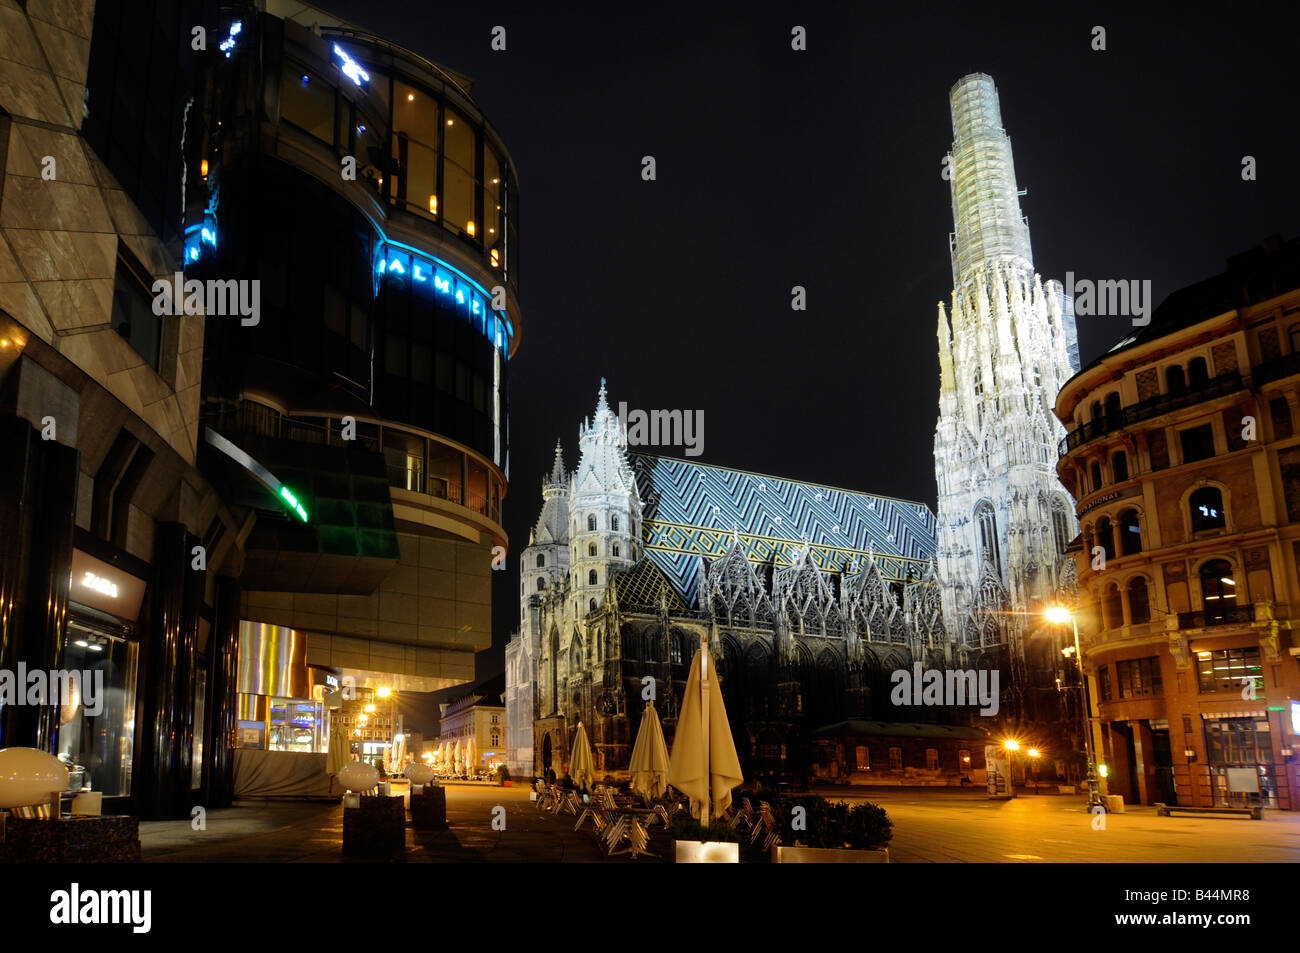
[505,382,996,780]
[933,73,1082,719]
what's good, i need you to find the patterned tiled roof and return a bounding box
[630,454,937,605]
[613,557,689,613]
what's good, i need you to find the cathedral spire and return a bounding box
[547,439,566,485]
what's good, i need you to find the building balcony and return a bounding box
[1176,604,1254,629]
[1059,370,1243,455]
[1252,350,1300,386]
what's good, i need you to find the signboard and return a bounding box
[68,549,147,621]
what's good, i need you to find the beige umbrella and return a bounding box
[326,718,349,778]
[453,739,462,774]
[466,736,478,776]
[439,741,450,773]
[629,700,670,799]
[568,722,595,791]
[667,636,743,824]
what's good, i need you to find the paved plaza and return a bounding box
[137,784,1300,863]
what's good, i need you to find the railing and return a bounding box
[1177,604,1254,628]
[1059,371,1243,455]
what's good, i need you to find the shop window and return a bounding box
[1199,558,1237,621]
[1189,487,1226,532]
[1112,450,1128,482]
[1128,576,1151,624]
[1115,657,1162,698]
[1196,647,1262,695]
[1271,396,1293,439]
[1119,508,1142,555]
[1180,424,1216,463]
[888,747,903,771]
[57,621,139,798]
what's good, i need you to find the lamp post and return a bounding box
[1028,748,1040,794]
[1004,738,1019,797]
[1045,605,1101,806]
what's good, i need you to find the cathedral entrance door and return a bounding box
[542,733,553,771]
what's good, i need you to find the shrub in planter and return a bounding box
[770,794,891,850]
[496,765,511,785]
[670,816,741,844]
[843,802,892,850]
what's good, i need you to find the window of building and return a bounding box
[975,501,1000,575]
[1090,400,1102,423]
[958,748,971,770]
[670,636,682,665]
[1188,357,1209,386]
[282,64,336,146]
[1102,583,1123,629]
[442,106,477,238]
[1167,365,1187,394]
[611,515,620,531]
[1115,657,1162,698]
[1112,450,1129,482]
[1098,665,1112,702]
[612,544,620,557]
[1189,487,1226,532]
[925,748,940,771]
[587,514,597,532]
[111,257,162,371]
[1095,516,1115,562]
[1199,558,1237,620]
[1104,392,1122,429]
[1271,397,1293,439]
[1119,508,1142,555]
[1180,424,1216,463]
[588,543,597,557]
[1197,647,1262,695]
[588,570,598,585]
[536,554,545,568]
[1291,324,1300,354]
[1052,502,1072,557]
[57,621,139,798]
[888,747,903,771]
[1090,461,1103,491]
[1128,576,1151,624]
[856,746,870,771]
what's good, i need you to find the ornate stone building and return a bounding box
[505,381,999,781]
[933,73,1082,721]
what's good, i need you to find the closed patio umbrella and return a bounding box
[668,636,743,824]
[466,736,478,776]
[629,700,670,799]
[453,739,462,774]
[326,719,349,781]
[568,722,595,791]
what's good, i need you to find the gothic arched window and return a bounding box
[588,543,597,557]
[588,570,598,585]
[537,578,546,592]
[612,544,620,557]
[587,514,597,532]
[611,515,620,531]
[1052,500,1072,557]
[589,598,597,613]
[1190,487,1226,532]
[974,501,1000,575]
[536,554,545,568]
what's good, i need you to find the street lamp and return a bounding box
[1045,604,1101,806]
[1004,739,1019,796]
[1028,748,1041,793]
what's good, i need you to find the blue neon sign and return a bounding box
[376,243,514,357]
[333,44,370,85]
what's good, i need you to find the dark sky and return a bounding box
[318,0,1299,690]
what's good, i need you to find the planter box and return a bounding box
[343,795,405,858]
[674,839,739,863]
[409,786,448,830]
[0,815,140,863]
[771,845,889,863]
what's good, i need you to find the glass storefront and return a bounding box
[56,618,139,798]
[1205,717,1278,808]
[268,698,324,753]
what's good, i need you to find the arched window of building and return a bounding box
[612,543,620,557]
[1032,363,1042,387]
[1188,356,1209,386]
[1104,392,1122,429]
[589,598,597,613]
[588,543,597,557]
[1167,365,1186,394]
[1102,583,1123,629]
[1090,461,1103,491]
[537,578,546,591]
[536,554,545,568]
[611,515,620,531]
[670,634,683,664]
[1189,486,1226,532]
[1128,577,1151,624]
[1095,516,1115,561]
[588,569,598,585]
[1112,450,1128,482]
[1052,500,1072,557]
[974,501,1000,575]
[1199,559,1236,621]
[587,514,597,532]
[1119,508,1142,555]
[622,630,639,659]
[1290,323,1300,354]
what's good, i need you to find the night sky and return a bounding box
[318,0,1299,692]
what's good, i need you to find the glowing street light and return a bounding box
[1045,603,1102,807]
